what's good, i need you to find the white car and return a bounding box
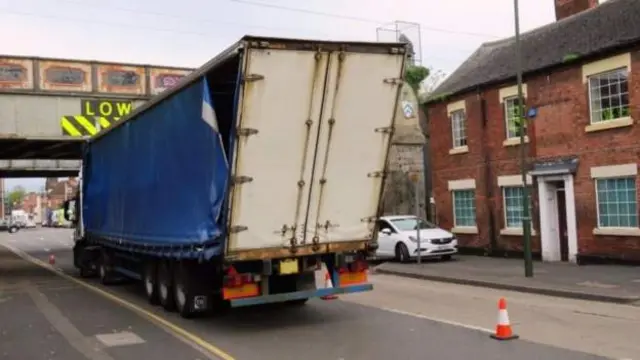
[375,215,458,262]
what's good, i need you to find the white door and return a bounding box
[304,51,404,245]
[227,48,330,253]
[375,220,395,256]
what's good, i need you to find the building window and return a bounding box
[452,189,476,226]
[504,96,526,139]
[596,177,638,227]
[450,109,467,148]
[503,186,524,228]
[588,68,629,124]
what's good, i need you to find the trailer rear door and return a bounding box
[226,47,330,254]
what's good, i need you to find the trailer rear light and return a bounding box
[223,266,255,288]
[222,265,260,300]
[349,259,369,273]
[338,259,369,286]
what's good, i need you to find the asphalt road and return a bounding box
[0,228,611,360]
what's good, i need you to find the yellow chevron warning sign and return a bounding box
[61,99,133,137]
[60,116,119,137]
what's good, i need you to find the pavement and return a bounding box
[374,255,640,304]
[0,228,622,360]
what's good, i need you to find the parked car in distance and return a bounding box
[0,217,20,234]
[376,215,457,262]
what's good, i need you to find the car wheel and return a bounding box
[395,243,410,263]
[8,226,18,233]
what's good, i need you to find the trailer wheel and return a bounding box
[79,266,96,278]
[158,261,176,311]
[98,251,116,285]
[173,263,205,319]
[143,261,160,305]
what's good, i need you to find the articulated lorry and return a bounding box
[63,35,409,318]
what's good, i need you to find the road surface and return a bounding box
[0,228,624,360]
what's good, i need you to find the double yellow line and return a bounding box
[1,242,235,360]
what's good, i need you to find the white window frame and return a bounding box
[594,176,637,228]
[582,53,633,133]
[502,186,525,229]
[503,96,526,140]
[450,109,467,149]
[586,67,630,125]
[590,163,640,236]
[446,100,468,155]
[499,84,529,147]
[447,179,477,234]
[497,174,536,236]
[452,189,476,227]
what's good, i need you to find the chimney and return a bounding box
[555,0,598,21]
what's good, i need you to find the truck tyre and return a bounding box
[99,251,116,285]
[173,263,200,319]
[158,261,176,311]
[79,266,96,278]
[143,261,160,305]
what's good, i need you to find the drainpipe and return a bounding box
[420,103,433,223]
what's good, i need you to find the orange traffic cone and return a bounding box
[48,254,56,265]
[490,298,518,341]
[320,264,338,300]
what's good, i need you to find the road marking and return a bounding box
[0,242,235,360]
[25,284,115,360]
[379,307,494,334]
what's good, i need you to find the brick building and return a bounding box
[44,177,78,210]
[425,0,640,263]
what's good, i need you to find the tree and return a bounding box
[7,186,26,207]
[404,65,430,93]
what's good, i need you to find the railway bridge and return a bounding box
[0,55,193,177]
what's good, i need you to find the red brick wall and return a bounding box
[428,49,640,260]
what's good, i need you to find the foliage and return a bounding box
[563,53,579,63]
[7,186,26,207]
[404,65,430,92]
[507,99,528,136]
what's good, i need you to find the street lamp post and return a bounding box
[514,0,533,277]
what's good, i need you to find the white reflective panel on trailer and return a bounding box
[227,48,330,252]
[304,51,405,244]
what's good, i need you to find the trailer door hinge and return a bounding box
[375,126,393,134]
[243,74,264,83]
[229,225,248,234]
[231,175,253,185]
[367,171,387,178]
[383,78,403,85]
[237,128,259,137]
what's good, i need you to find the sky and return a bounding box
[0,0,609,192]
